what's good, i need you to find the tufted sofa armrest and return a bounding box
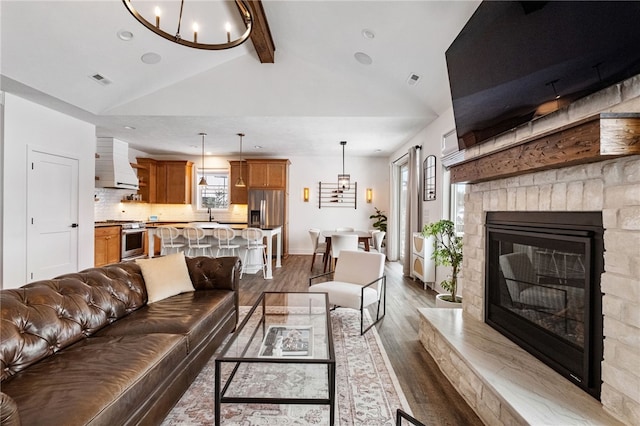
[186,256,241,327]
[186,256,241,292]
[1,392,21,426]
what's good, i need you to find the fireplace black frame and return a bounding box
[485,211,603,399]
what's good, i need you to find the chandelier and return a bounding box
[338,141,350,190]
[122,0,253,50]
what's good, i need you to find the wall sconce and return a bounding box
[366,188,373,203]
[303,187,310,202]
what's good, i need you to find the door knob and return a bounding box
[71,223,79,228]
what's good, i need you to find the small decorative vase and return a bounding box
[435,293,463,308]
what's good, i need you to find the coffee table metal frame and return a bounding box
[214,291,336,425]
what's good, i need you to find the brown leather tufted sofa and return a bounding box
[0,256,241,426]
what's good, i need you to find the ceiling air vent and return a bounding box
[90,73,112,86]
[407,73,421,86]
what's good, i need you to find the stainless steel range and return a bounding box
[97,220,147,261]
[120,221,146,261]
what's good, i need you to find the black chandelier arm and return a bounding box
[122,0,253,50]
[176,0,185,40]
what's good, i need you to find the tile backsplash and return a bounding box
[94,188,248,223]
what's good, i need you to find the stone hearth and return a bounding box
[418,308,621,425]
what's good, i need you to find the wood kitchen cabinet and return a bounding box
[246,159,289,189]
[158,161,193,204]
[229,160,248,204]
[135,158,157,203]
[136,158,193,204]
[94,226,121,267]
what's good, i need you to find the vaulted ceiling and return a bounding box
[1,0,480,158]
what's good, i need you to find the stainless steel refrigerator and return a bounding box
[248,189,285,229]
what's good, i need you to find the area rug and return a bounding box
[162,307,411,425]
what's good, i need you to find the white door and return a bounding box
[27,149,79,280]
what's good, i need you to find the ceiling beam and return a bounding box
[248,0,275,63]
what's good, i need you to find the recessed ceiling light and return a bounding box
[354,52,373,65]
[362,29,376,39]
[123,125,136,130]
[254,145,263,149]
[141,52,161,64]
[117,30,134,41]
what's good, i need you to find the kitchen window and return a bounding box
[196,168,229,210]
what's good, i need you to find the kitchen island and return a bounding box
[145,223,282,279]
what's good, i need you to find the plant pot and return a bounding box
[435,293,463,308]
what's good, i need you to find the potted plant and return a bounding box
[369,207,387,232]
[422,219,463,308]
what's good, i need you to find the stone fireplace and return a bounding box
[419,77,639,425]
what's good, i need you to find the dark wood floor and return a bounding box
[238,255,483,425]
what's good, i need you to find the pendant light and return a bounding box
[235,133,246,187]
[338,141,350,190]
[198,132,208,186]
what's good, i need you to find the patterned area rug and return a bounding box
[162,307,410,425]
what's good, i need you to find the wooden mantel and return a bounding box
[449,113,640,184]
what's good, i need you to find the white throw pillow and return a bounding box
[135,252,195,303]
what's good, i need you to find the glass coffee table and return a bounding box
[214,292,335,425]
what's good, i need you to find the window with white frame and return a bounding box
[450,183,466,235]
[196,168,229,210]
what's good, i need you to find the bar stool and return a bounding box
[158,226,185,255]
[211,226,239,257]
[183,226,213,257]
[240,228,267,278]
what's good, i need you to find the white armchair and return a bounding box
[309,250,386,334]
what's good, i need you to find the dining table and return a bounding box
[321,230,373,272]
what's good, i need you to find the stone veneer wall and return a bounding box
[460,155,640,425]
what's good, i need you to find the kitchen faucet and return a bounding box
[208,208,215,222]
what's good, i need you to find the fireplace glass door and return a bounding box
[485,212,603,399]
[494,234,587,346]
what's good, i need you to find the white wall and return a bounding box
[2,93,95,288]
[287,155,389,255]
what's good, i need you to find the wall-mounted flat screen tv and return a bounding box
[446,1,640,150]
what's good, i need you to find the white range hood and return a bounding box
[95,138,139,190]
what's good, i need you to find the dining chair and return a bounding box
[240,228,267,278]
[308,228,327,271]
[329,233,359,271]
[183,226,213,257]
[211,226,240,257]
[158,226,185,256]
[309,250,386,334]
[370,231,386,254]
[361,229,380,251]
